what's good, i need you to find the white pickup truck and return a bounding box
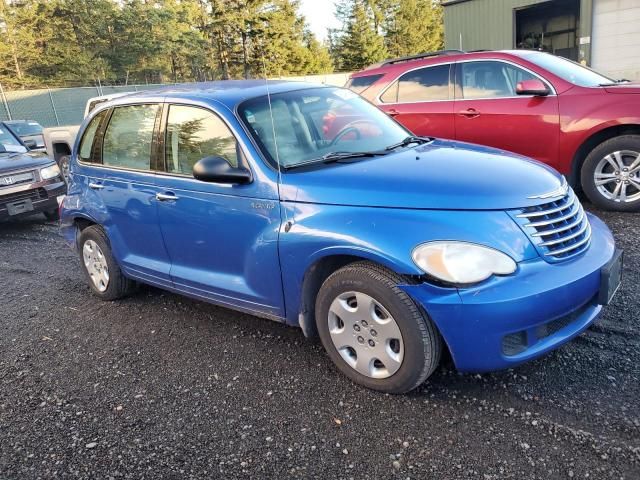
[43,93,132,180]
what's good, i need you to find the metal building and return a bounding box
[443,0,640,80]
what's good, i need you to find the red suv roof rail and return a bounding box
[380,49,466,67]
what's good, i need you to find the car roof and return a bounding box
[107,80,332,110]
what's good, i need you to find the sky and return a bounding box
[299,0,341,42]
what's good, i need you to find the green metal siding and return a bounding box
[444,0,593,62]
[444,0,549,51]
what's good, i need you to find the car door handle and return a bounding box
[88,182,104,190]
[458,108,480,118]
[387,109,400,117]
[156,192,179,202]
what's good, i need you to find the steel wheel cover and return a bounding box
[328,291,404,379]
[82,239,109,292]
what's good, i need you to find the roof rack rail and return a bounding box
[381,49,466,66]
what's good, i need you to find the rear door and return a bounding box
[79,103,172,284]
[376,63,455,139]
[453,60,560,167]
[154,103,284,319]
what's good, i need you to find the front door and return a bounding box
[155,104,284,318]
[78,103,172,284]
[377,63,455,139]
[453,60,560,168]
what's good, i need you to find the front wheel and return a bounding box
[315,261,442,394]
[581,135,640,211]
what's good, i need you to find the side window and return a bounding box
[459,61,539,99]
[165,105,238,175]
[78,110,107,162]
[346,74,383,94]
[396,64,450,103]
[380,82,398,103]
[102,104,159,170]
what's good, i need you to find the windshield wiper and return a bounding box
[599,79,631,86]
[284,150,388,170]
[384,135,433,151]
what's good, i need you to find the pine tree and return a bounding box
[333,0,387,71]
[384,0,443,58]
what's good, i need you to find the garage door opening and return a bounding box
[515,0,580,61]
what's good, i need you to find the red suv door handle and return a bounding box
[387,109,400,117]
[459,108,480,118]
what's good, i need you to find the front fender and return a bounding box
[279,202,537,326]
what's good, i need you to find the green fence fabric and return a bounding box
[0,84,165,127]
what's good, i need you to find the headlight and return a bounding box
[40,164,61,180]
[412,241,516,285]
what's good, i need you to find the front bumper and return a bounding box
[400,213,616,372]
[0,177,66,220]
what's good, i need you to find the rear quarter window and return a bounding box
[346,74,384,94]
[78,110,108,163]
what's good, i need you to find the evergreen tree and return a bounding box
[384,0,443,57]
[333,0,387,71]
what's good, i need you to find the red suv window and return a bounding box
[380,64,450,103]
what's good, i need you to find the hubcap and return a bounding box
[82,240,109,292]
[594,150,640,203]
[328,291,404,379]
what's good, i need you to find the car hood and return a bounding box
[281,139,565,210]
[0,150,54,175]
[604,83,640,94]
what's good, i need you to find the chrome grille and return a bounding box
[513,188,591,262]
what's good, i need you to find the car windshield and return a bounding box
[238,87,409,169]
[0,126,27,153]
[515,51,615,87]
[7,121,43,136]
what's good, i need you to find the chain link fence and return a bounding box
[0,73,351,128]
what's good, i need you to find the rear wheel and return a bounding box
[315,261,442,394]
[78,225,136,300]
[581,135,640,211]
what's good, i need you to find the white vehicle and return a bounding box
[43,93,132,180]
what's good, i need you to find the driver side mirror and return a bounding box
[516,79,550,96]
[23,139,37,149]
[193,155,252,184]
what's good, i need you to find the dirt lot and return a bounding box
[0,204,638,480]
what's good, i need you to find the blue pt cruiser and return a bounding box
[60,81,623,393]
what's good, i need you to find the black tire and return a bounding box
[78,225,137,300]
[43,209,59,221]
[315,261,442,394]
[581,135,640,212]
[57,155,70,183]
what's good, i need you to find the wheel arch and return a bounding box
[52,141,72,163]
[570,124,640,189]
[295,249,420,338]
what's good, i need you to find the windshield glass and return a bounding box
[515,51,614,87]
[7,121,43,136]
[238,87,409,169]
[0,126,27,153]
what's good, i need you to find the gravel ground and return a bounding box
[0,204,638,479]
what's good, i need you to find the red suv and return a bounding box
[348,50,640,212]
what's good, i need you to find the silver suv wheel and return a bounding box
[594,150,640,203]
[328,291,404,379]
